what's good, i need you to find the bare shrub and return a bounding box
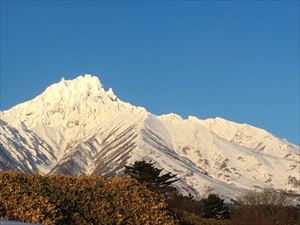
[230,189,300,225]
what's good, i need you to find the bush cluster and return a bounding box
[1,165,299,225]
[166,193,230,225]
[230,190,300,225]
[0,171,177,225]
[164,189,299,225]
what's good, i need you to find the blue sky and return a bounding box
[0,1,299,144]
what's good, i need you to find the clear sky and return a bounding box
[0,1,299,144]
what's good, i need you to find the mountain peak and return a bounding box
[42,74,105,100]
[63,74,103,87]
[1,74,147,128]
[0,73,299,200]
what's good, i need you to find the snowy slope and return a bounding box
[0,75,299,200]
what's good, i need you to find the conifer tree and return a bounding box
[124,160,178,190]
[201,194,230,220]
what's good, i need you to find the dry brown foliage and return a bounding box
[230,189,300,225]
[0,171,178,225]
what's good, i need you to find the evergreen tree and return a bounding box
[124,160,178,190]
[201,194,230,220]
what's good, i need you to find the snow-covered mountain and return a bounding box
[0,75,299,200]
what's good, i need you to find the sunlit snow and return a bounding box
[0,75,299,200]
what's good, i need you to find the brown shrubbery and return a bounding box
[166,193,230,225]
[0,171,178,225]
[165,189,299,225]
[230,189,300,225]
[1,170,299,225]
[179,213,230,225]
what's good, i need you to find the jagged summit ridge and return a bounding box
[42,75,106,101]
[5,75,118,113]
[1,75,147,129]
[0,74,299,200]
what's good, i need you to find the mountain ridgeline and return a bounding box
[0,75,299,200]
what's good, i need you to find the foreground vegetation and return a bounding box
[0,161,299,225]
[0,171,177,225]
